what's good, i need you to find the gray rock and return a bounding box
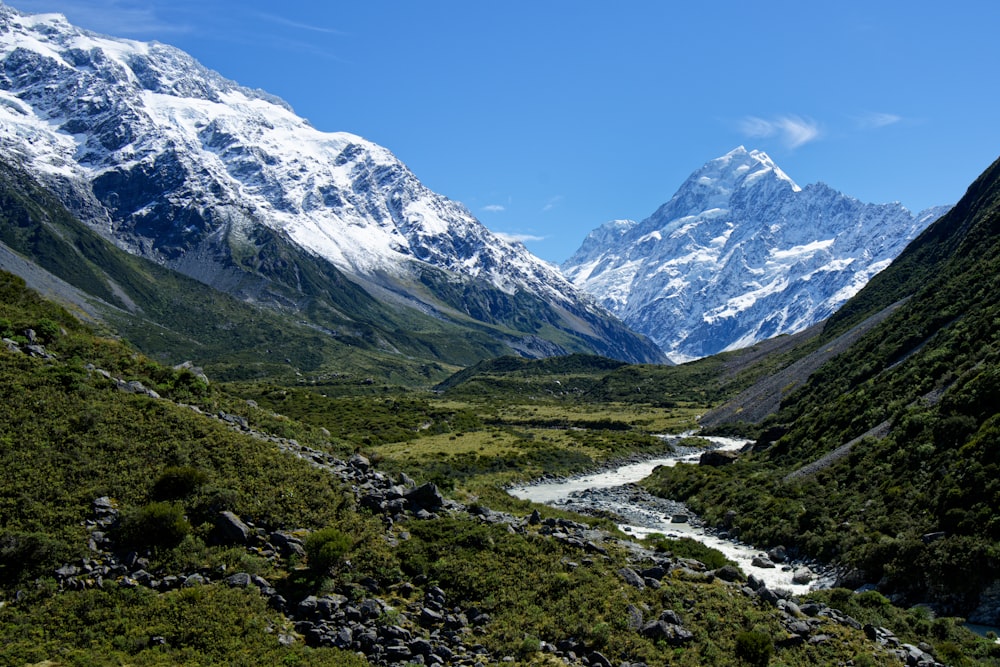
[792,568,814,585]
[757,586,780,606]
[767,545,787,563]
[659,609,683,626]
[182,573,206,587]
[420,607,444,626]
[55,564,80,579]
[349,453,371,470]
[409,638,433,657]
[224,572,253,587]
[714,564,743,582]
[405,483,445,511]
[640,620,694,645]
[617,567,645,589]
[588,650,613,667]
[788,620,811,636]
[214,511,251,544]
[270,531,306,557]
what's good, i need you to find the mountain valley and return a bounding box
[1,3,1000,667]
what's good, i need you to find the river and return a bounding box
[508,435,828,594]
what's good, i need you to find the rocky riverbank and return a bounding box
[27,365,944,666]
[39,434,946,667]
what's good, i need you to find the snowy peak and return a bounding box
[0,3,665,364]
[563,148,948,362]
[689,146,801,195]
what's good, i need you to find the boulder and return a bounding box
[588,650,613,667]
[224,572,253,588]
[617,567,646,589]
[348,453,371,471]
[214,511,251,544]
[640,620,694,646]
[182,573,206,587]
[659,609,683,626]
[767,545,787,563]
[405,483,445,511]
[714,564,744,582]
[792,568,814,585]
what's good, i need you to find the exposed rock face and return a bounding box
[0,5,664,364]
[563,147,948,361]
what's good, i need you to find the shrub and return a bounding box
[735,630,772,666]
[0,530,77,584]
[151,465,209,500]
[304,527,353,574]
[119,501,191,550]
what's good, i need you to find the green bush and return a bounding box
[0,530,78,584]
[734,630,772,666]
[151,465,210,500]
[119,501,191,551]
[304,527,353,574]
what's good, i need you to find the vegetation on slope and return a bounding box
[644,154,1000,618]
[5,270,995,664]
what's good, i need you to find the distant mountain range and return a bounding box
[563,147,949,362]
[0,3,664,367]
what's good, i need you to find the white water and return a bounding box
[509,435,821,594]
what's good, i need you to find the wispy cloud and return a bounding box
[252,11,346,36]
[15,0,192,35]
[482,204,506,213]
[541,195,563,212]
[855,111,902,130]
[739,114,821,149]
[495,232,545,244]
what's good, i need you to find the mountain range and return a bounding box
[0,3,664,368]
[563,147,949,362]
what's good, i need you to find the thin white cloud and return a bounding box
[494,232,545,244]
[856,111,902,129]
[541,195,563,212]
[739,114,821,149]
[252,11,346,36]
[14,0,192,35]
[482,204,506,213]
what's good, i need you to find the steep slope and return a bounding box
[645,153,1000,622]
[8,271,985,666]
[0,155,535,382]
[563,147,946,362]
[0,4,663,364]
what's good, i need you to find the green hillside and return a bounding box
[645,154,1000,619]
[4,270,996,664]
[0,157,658,385]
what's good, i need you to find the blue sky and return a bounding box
[10,1,1000,263]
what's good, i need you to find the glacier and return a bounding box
[0,3,664,364]
[563,147,949,362]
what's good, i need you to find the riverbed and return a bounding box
[509,435,827,594]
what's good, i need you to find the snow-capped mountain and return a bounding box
[0,3,664,364]
[562,147,949,362]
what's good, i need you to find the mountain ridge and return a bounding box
[644,151,1000,622]
[0,3,664,365]
[563,146,948,362]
